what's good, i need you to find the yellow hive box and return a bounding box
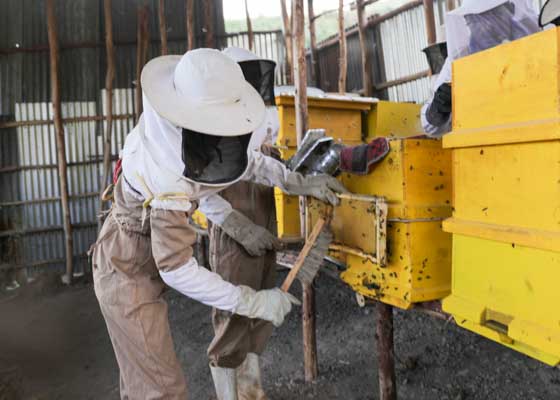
[310,139,453,309]
[442,29,560,365]
[274,95,374,239]
[367,101,423,140]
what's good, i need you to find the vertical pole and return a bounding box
[101,0,115,195]
[244,0,254,51]
[376,302,397,400]
[294,0,318,383]
[159,0,168,55]
[337,0,347,94]
[46,0,73,284]
[356,0,373,97]
[204,0,215,48]
[280,0,294,84]
[446,0,456,12]
[423,0,437,46]
[307,0,320,88]
[186,0,195,50]
[135,6,149,122]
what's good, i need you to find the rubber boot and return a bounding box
[210,365,238,400]
[236,353,267,400]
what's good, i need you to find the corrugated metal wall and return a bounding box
[313,0,546,102]
[0,0,284,280]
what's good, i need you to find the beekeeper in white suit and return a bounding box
[421,0,539,136]
[92,48,346,400]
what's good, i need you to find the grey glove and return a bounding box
[426,82,452,127]
[285,173,348,206]
[234,285,301,327]
[220,210,283,257]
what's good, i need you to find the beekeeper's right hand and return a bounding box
[220,209,283,257]
[234,286,301,327]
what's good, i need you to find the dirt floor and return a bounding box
[1,271,560,400]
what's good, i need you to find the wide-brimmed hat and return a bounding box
[141,48,265,136]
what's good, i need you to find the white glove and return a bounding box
[234,285,301,327]
[219,210,283,257]
[285,173,348,206]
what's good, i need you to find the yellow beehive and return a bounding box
[309,139,453,309]
[274,95,373,239]
[367,100,423,139]
[442,28,560,365]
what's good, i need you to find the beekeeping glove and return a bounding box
[426,83,452,128]
[234,285,301,327]
[220,209,283,257]
[285,173,348,206]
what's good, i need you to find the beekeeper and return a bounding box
[422,0,539,136]
[92,48,346,400]
[193,47,281,400]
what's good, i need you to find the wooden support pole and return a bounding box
[423,0,437,46]
[446,0,456,12]
[46,0,74,284]
[186,0,195,50]
[307,0,320,88]
[337,0,347,94]
[244,0,254,51]
[135,6,149,122]
[303,283,318,381]
[158,0,168,55]
[280,0,294,84]
[204,0,215,48]
[101,0,115,196]
[356,0,373,96]
[376,302,397,400]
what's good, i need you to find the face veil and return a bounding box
[181,128,252,185]
[238,60,277,106]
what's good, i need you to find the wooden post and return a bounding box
[446,0,456,12]
[46,0,74,284]
[101,0,115,196]
[337,0,347,94]
[356,0,373,97]
[376,302,397,400]
[307,0,321,88]
[158,0,168,55]
[293,0,317,383]
[423,0,437,46]
[204,0,215,48]
[244,0,254,51]
[280,0,294,84]
[135,6,149,122]
[186,0,195,50]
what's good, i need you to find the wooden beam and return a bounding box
[280,0,294,84]
[204,0,215,48]
[446,0,456,11]
[303,283,318,381]
[101,0,115,201]
[376,302,397,400]
[158,0,168,55]
[356,0,374,96]
[423,0,437,46]
[307,0,321,87]
[135,6,149,122]
[337,0,347,94]
[186,0,195,50]
[46,0,74,285]
[244,0,254,51]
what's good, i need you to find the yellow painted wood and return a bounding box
[451,28,560,133]
[366,101,423,140]
[274,188,301,239]
[443,235,560,366]
[310,139,452,309]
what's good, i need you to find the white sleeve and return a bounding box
[198,194,234,225]
[421,58,453,137]
[159,258,241,312]
[243,150,292,191]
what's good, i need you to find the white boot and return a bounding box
[210,365,238,400]
[236,353,267,400]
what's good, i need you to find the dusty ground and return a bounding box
[1,271,559,400]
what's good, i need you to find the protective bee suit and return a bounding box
[93,48,346,400]
[421,0,539,136]
[198,46,281,400]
